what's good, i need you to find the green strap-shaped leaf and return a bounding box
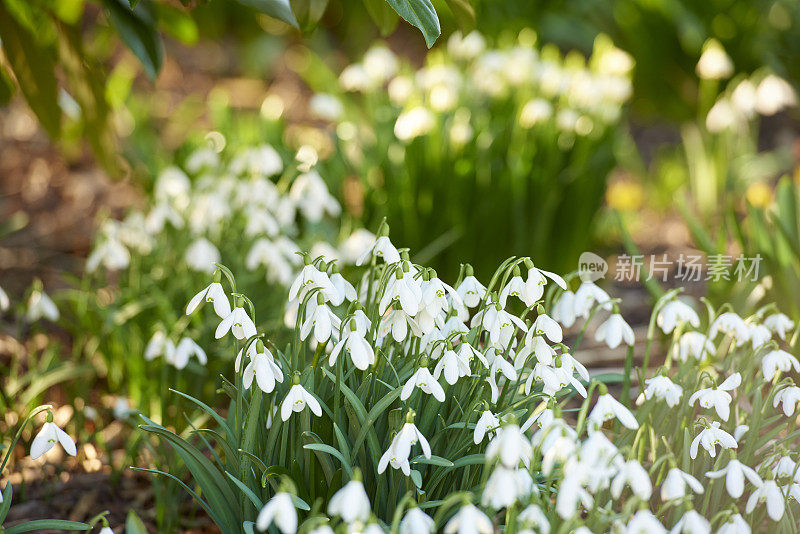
[383,0,440,48]
[235,0,300,29]
[100,0,163,80]
[5,520,90,534]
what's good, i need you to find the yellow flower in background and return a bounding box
[606,177,644,211]
[745,182,772,208]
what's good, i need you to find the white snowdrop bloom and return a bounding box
[187,281,231,318]
[379,309,422,342]
[144,331,176,363]
[339,229,377,265]
[690,422,737,459]
[688,372,741,421]
[551,290,576,327]
[388,75,415,105]
[245,211,280,238]
[246,240,294,285]
[643,375,683,407]
[705,98,738,133]
[356,235,401,266]
[661,468,704,501]
[394,106,435,142]
[748,323,772,349]
[155,166,191,206]
[290,171,341,223]
[762,349,800,381]
[243,348,284,394]
[486,424,532,468]
[184,238,221,274]
[525,263,567,295]
[482,466,534,508]
[522,407,556,433]
[86,238,130,272]
[288,263,338,304]
[309,527,334,534]
[588,392,639,430]
[456,275,486,308]
[471,305,527,348]
[515,333,556,369]
[674,331,715,362]
[443,504,493,534]
[773,386,800,416]
[434,347,470,385]
[421,277,462,319]
[328,477,370,523]
[378,421,431,474]
[145,202,183,234]
[473,410,500,444]
[30,419,77,460]
[27,288,59,322]
[573,281,611,318]
[540,434,578,476]
[330,271,357,304]
[611,459,652,499]
[696,39,733,80]
[755,75,796,116]
[530,313,562,343]
[171,338,207,369]
[99,527,114,534]
[499,275,534,307]
[400,507,434,534]
[709,312,750,346]
[0,285,9,312]
[555,472,593,520]
[447,31,486,60]
[746,479,785,521]
[363,45,398,84]
[731,79,758,118]
[626,510,666,534]
[657,299,700,334]
[215,305,257,340]
[185,146,219,174]
[519,98,553,128]
[769,456,797,480]
[309,93,344,121]
[256,492,297,533]
[340,64,370,91]
[230,145,283,177]
[716,514,750,534]
[329,324,374,371]
[671,510,711,534]
[705,459,761,498]
[764,313,793,340]
[517,505,550,534]
[734,425,749,441]
[380,270,423,317]
[300,299,340,344]
[280,382,322,421]
[401,366,445,402]
[594,313,635,349]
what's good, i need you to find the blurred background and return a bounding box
[2,0,800,530]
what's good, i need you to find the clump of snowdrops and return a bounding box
[140,223,800,533]
[304,30,633,277]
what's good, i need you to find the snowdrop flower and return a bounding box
[499,273,535,307]
[671,510,711,534]
[769,455,797,480]
[300,297,340,344]
[456,271,486,308]
[688,372,740,421]
[86,238,130,272]
[280,376,322,421]
[626,510,666,534]
[144,331,175,363]
[482,466,534,508]
[657,299,700,334]
[356,234,400,266]
[230,145,283,177]
[99,527,114,534]
[749,323,772,349]
[378,418,431,474]
[329,323,375,371]
[773,385,800,416]
[30,416,77,460]
[288,261,338,303]
[328,473,370,523]
[573,281,611,318]
[746,479,785,521]
[642,375,683,407]
[755,75,796,116]
[448,31,486,59]
[339,229,377,265]
[401,365,445,402]
[710,312,750,346]
[394,106,435,142]
[661,468,704,501]
[290,171,341,222]
[474,410,500,444]
[443,504,493,534]
[27,287,59,322]
[379,309,422,342]
[734,424,749,441]
[171,338,207,369]
[696,39,733,80]
[530,313,562,343]
[380,269,423,317]
[243,345,284,394]
[256,492,297,533]
[551,290,576,327]
[471,305,527,348]
[525,262,567,296]
[433,346,470,385]
[588,391,639,430]
[764,313,793,340]
[556,473,594,520]
[522,407,556,433]
[716,514,750,534]
[611,459,652,499]
[690,422,737,459]
[186,281,231,319]
[674,331,715,362]
[330,269,357,304]
[705,459,761,498]
[594,313,635,349]
[517,505,550,534]
[215,304,257,340]
[400,506,434,534]
[309,93,344,121]
[762,349,800,381]
[0,285,8,312]
[185,238,221,273]
[486,423,532,468]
